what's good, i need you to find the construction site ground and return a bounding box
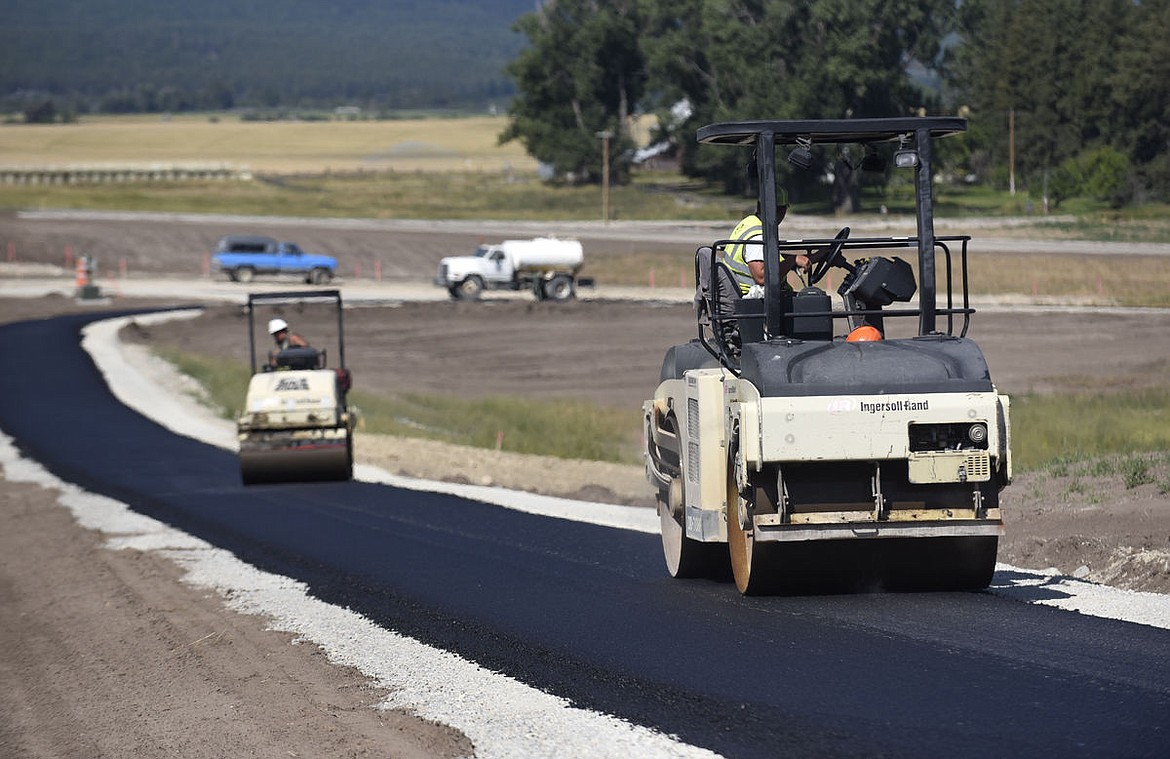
[2,211,1169,757]
[5,287,1170,595]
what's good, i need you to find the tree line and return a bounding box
[0,0,530,118]
[501,0,1170,208]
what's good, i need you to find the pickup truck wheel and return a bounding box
[308,267,333,285]
[234,267,256,284]
[543,274,575,302]
[455,276,484,300]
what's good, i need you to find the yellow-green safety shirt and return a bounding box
[721,214,796,294]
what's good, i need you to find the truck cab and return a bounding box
[470,244,516,285]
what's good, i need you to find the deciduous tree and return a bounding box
[641,0,954,210]
[499,0,645,183]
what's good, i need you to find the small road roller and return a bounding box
[643,118,1011,594]
[238,290,354,485]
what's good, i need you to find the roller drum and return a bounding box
[239,435,352,485]
[738,535,998,594]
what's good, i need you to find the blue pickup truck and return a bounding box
[211,235,337,285]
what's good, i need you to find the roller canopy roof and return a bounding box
[696,117,966,146]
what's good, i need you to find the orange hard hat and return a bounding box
[846,325,883,342]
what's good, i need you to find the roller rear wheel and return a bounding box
[727,471,782,595]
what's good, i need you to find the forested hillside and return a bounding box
[0,0,532,113]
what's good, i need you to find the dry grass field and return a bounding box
[0,113,539,174]
[3,113,1169,302]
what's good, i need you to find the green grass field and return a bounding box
[156,347,641,465]
[0,171,742,222]
[1011,389,1170,472]
[160,341,1170,474]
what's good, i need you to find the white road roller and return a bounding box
[237,290,355,485]
[643,118,1011,594]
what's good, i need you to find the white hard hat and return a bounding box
[268,318,289,334]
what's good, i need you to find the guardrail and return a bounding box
[0,163,251,184]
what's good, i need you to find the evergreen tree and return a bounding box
[949,0,1168,202]
[1110,0,1170,200]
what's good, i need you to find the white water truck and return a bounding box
[435,237,589,301]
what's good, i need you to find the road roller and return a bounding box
[643,118,1011,594]
[238,290,354,485]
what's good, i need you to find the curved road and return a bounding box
[2,309,1169,758]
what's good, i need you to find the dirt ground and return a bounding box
[2,214,1170,756]
[0,479,472,759]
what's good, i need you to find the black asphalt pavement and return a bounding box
[2,309,1169,758]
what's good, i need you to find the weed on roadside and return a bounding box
[1121,456,1154,489]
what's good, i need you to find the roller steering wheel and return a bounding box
[806,226,850,286]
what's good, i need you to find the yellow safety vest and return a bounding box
[720,213,794,294]
[721,214,763,294]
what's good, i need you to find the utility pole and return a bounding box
[595,130,613,224]
[1009,108,1016,196]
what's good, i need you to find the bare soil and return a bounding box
[0,478,472,759]
[3,213,1170,757]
